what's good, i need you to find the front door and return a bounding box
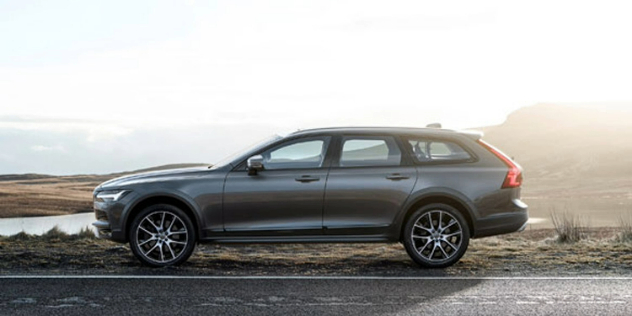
[223,136,332,235]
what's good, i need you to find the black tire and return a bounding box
[403,203,470,269]
[128,204,196,267]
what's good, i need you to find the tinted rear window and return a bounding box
[406,138,472,163]
[340,137,402,167]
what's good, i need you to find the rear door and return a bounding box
[323,135,417,235]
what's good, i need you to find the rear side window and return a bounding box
[339,137,402,167]
[407,138,472,163]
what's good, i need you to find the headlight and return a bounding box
[96,190,130,202]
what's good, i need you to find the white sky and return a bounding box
[1,0,632,174]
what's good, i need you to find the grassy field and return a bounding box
[0,164,207,218]
[1,227,630,276]
[0,175,104,218]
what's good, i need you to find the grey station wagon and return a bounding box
[93,126,528,268]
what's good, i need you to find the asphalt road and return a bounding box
[1,276,631,315]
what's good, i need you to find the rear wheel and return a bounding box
[403,203,470,268]
[129,204,196,267]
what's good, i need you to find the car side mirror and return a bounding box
[247,155,264,175]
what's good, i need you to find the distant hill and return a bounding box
[0,163,209,182]
[476,103,632,226]
[117,163,210,175]
[0,174,55,182]
[480,103,632,180]
[0,163,210,218]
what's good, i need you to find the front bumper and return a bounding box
[92,194,134,243]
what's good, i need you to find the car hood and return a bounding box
[96,167,212,190]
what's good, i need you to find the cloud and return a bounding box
[0,116,135,143]
[30,145,65,152]
[0,117,281,175]
[1,0,631,174]
[349,12,496,31]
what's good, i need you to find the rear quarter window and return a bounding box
[406,138,472,163]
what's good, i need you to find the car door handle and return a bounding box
[295,176,320,183]
[386,174,410,181]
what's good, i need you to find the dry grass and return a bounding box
[1,228,630,276]
[0,164,208,218]
[41,225,68,239]
[76,226,97,239]
[6,226,95,241]
[616,213,632,243]
[5,231,34,241]
[550,210,587,243]
[0,175,106,218]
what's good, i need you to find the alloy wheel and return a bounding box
[135,211,189,264]
[411,210,463,262]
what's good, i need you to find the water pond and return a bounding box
[0,213,95,236]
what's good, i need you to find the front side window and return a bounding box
[339,136,402,167]
[407,138,472,162]
[261,137,330,170]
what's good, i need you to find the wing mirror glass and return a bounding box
[247,155,264,175]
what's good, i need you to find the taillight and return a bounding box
[478,140,523,189]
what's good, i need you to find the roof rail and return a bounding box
[459,130,484,141]
[426,123,442,128]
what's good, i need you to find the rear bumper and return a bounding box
[473,199,529,238]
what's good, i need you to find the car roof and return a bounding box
[290,126,454,136]
[288,127,484,141]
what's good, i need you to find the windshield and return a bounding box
[210,134,284,170]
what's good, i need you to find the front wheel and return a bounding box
[129,204,196,267]
[403,204,470,268]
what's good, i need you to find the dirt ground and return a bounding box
[1,229,631,276]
